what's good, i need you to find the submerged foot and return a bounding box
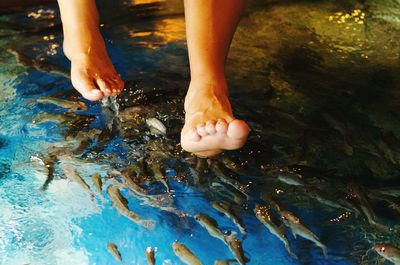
[64,33,124,101]
[181,78,249,157]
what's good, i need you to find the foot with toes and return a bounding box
[64,32,124,101]
[180,78,250,157]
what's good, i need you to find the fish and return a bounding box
[372,187,400,198]
[146,117,166,135]
[220,156,252,176]
[60,162,95,200]
[214,260,229,265]
[280,210,327,257]
[194,213,225,243]
[211,201,247,238]
[33,113,78,125]
[210,182,246,205]
[6,48,70,79]
[214,260,237,265]
[224,233,249,265]
[91,173,106,202]
[149,162,171,193]
[260,191,283,212]
[276,171,305,186]
[40,155,57,191]
[92,173,102,193]
[119,171,150,197]
[106,185,155,229]
[146,246,155,265]
[321,113,353,156]
[107,242,122,263]
[210,162,249,198]
[37,97,88,112]
[254,204,297,259]
[172,241,203,265]
[304,187,355,213]
[347,183,384,228]
[374,243,400,264]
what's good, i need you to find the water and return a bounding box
[1,0,400,264]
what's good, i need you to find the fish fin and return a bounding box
[291,230,297,239]
[278,224,286,234]
[318,243,328,257]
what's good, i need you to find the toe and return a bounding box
[106,77,120,96]
[196,123,208,137]
[205,120,217,134]
[96,78,112,96]
[216,119,228,134]
[188,128,201,142]
[227,119,250,139]
[72,71,104,101]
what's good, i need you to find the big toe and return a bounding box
[72,71,104,101]
[227,119,250,140]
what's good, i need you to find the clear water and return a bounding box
[1,0,400,264]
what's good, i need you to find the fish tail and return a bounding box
[284,242,298,260]
[319,243,328,257]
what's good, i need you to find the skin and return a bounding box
[57,0,124,100]
[56,0,250,157]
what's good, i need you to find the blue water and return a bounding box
[1,0,400,264]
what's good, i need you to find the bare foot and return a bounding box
[63,32,124,101]
[180,78,249,157]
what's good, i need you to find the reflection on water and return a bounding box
[1,0,400,264]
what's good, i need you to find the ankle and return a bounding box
[63,30,107,61]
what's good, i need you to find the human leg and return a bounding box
[181,0,250,157]
[57,0,124,101]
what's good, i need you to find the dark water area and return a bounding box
[1,0,400,264]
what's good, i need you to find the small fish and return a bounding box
[348,183,383,228]
[221,156,252,176]
[91,173,106,202]
[211,162,249,198]
[214,260,229,265]
[280,210,327,257]
[260,191,283,212]
[33,113,77,125]
[276,171,305,186]
[146,117,166,135]
[374,243,400,264]
[194,213,225,243]
[304,187,355,213]
[372,187,400,198]
[224,233,249,265]
[60,162,95,200]
[146,246,155,265]
[254,204,296,259]
[119,172,149,197]
[211,182,246,205]
[214,260,237,265]
[92,173,102,193]
[149,162,170,193]
[106,185,155,229]
[40,155,57,191]
[7,48,70,78]
[37,97,88,112]
[172,242,203,265]
[211,201,247,238]
[107,242,122,263]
